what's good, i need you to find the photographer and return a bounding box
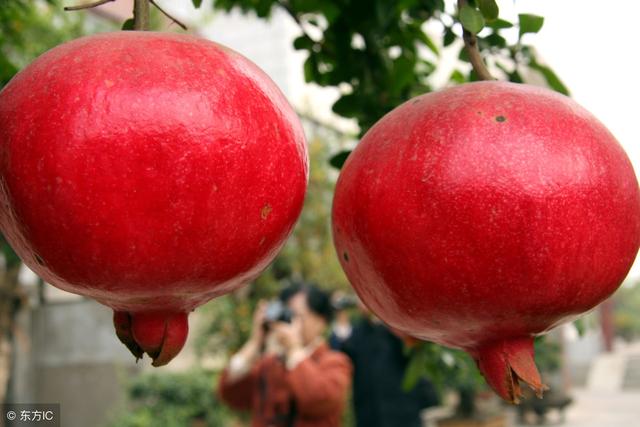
[218,283,352,427]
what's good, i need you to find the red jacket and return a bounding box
[218,343,352,427]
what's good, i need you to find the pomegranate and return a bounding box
[332,81,640,402]
[0,32,308,366]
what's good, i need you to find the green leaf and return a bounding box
[402,345,428,392]
[332,93,359,118]
[574,319,586,337]
[443,26,456,46]
[320,3,340,23]
[192,0,203,8]
[469,68,480,82]
[329,150,351,169]
[303,54,318,83]
[293,34,314,50]
[255,0,276,17]
[458,46,469,62]
[391,54,416,92]
[459,4,485,34]
[0,235,20,268]
[449,69,467,84]
[484,32,506,48]
[416,31,439,56]
[529,60,569,95]
[508,70,523,84]
[0,56,18,87]
[518,13,544,38]
[487,18,513,30]
[478,0,499,22]
[121,18,134,30]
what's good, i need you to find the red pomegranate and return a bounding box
[0,32,308,366]
[332,81,640,402]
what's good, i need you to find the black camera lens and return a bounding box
[263,300,293,324]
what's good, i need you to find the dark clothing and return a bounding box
[333,319,439,427]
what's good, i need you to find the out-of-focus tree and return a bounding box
[107,369,238,427]
[614,283,640,341]
[207,0,567,141]
[1,1,86,85]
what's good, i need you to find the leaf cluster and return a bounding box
[200,0,567,141]
[108,369,237,427]
[0,1,89,86]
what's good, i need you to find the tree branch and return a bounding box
[149,0,188,30]
[457,0,494,81]
[133,0,150,31]
[64,0,115,12]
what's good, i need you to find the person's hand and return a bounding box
[228,300,268,380]
[271,318,304,354]
[248,300,268,346]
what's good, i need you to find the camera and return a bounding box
[263,300,293,325]
[333,294,358,311]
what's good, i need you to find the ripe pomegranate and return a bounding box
[0,32,308,366]
[332,81,640,402]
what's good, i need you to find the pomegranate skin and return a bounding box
[0,32,308,364]
[332,81,640,401]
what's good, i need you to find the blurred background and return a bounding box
[1,1,639,426]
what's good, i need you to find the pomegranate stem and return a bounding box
[457,0,495,81]
[133,0,150,31]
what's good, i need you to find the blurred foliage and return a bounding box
[0,235,21,270]
[614,283,640,341]
[1,1,85,86]
[402,342,484,393]
[107,369,239,427]
[0,0,169,90]
[205,0,567,139]
[534,335,561,374]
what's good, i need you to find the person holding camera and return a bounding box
[218,283,352,427]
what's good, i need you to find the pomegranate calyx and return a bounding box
[113,310,189,367]
[113,311,144,360]
[474,336,547,404]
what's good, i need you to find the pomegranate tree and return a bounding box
[0,32,308,366]
[332,81,640,402]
